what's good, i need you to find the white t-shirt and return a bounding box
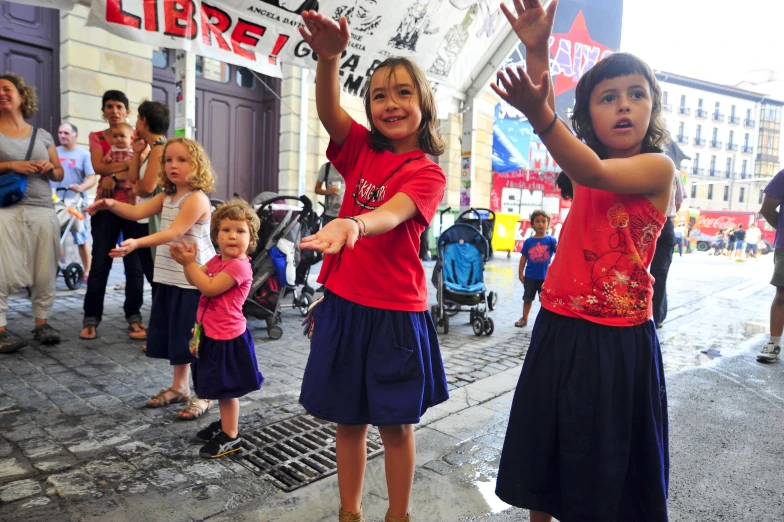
[745,226,762,245]
[316,162,345,217]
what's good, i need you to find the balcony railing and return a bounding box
[712,112,724,122]
[729,115,740,124]
[709,169,722,177]
[740,172,750,179]
[696,109,708,118]
[677,135,689,144]
[742,145,753,153]
[745,118,756,127]
[726,143,738,151]
[710,140,722,149]
[679,107,691,115]
[692,167,705,175]
[693,137,705,146]
[725,171,733,179]
[663,103,672,112]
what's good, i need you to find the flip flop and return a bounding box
[128,322,147,340]
[79,324,97,340]
[514,318,527,328]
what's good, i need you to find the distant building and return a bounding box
[657,71,783,211]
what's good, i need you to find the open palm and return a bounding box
[501,0,558,50]
[299,11,350,61]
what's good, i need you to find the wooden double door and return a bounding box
[152,51,281,202]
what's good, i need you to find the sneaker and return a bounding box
[757,341,781,363]
[0,330,27,354]
[32,324,61,344]
[195,420,223,443]
[199,431,242,459]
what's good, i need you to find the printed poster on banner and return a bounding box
[86,0,513,97]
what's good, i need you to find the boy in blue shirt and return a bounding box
[516,210,557,327]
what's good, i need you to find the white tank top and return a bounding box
[153,191,215,289]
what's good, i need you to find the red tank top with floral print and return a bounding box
[541,183,666,326]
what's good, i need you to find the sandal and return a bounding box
[514,318,527,328]
[80,325,97,340]
[146,387,190,408]
[178,397,214,420]
[128,322,147,340]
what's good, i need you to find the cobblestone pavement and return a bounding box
[0,256,531,521]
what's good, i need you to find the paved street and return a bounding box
[0,251,782,521]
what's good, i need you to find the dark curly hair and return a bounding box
[570,52,669,159]
[0,72,38,119]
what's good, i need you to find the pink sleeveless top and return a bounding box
[541,183,666,327]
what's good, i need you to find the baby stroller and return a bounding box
[711,235,726,256]
[431,222,496,336]
[53,188,88,290]
[456,208,497,259]
[244,193,314,340]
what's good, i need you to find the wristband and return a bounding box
[342,216,367,238]
[110,173,118,182]
[534,112,559,136]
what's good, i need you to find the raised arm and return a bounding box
[299,11,352,147]
[133,145,162,197]
[87,192,165,222]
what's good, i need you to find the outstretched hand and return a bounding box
[85,198,115,216]
[299,11,350,61]
[491,67,551,125]
[501,0,559,50]
[110,237,138,258]
[299,218,359,255]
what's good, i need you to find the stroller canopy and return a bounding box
[438,223,490,295]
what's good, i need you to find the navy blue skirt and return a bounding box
[495,308,669,522]
[299,290,449,426]
[146,284,200,366]
[192,328,264,400]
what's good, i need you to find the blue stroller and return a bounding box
[431,222,496,336]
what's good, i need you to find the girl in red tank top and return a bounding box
[490,3,675,522]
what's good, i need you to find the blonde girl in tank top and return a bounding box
[86,137,217,420]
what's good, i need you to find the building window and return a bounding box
[696,125,702,138]
[152,48,168,69]
[236,67,255,88]
[712,128,718,140]
[195,56,230,83]
[694,152,700,167]
[710,155,716,175]
[691,184,697,198]
[678,122,684,138]
[744,133,750,147]
[723,186,729,201]
[714,101,720,111]
[726,157,733,176]
[708,185,714,199]
[739,187,745,203]
[681,94,686,106]
[731,105,736,118]
[742,159,748,175]
[663,91,668,104]
[728,130,734,145]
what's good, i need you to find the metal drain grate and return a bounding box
[235,414,384,491]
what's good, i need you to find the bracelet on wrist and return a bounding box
[342,216,367,239]
[534,112,559,137]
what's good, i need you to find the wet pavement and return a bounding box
[0,251,781,521]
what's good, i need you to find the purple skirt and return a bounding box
[192,328,264,400]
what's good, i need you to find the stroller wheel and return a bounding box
[483,317,494,336]
[63,263,84,290]
[487,291,497,311]
[298,292,314,316]
[303,285,315,297]
[445,302,460,317]
[268,324,284,340]
[472,317,484,336]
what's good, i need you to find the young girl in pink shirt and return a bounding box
[170,198,264,459]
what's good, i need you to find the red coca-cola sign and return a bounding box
[697,215,743,230]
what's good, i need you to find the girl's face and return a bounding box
[0,80,22,113]
[588,73,652,159]
[532,215,549,234]
[217,218,251,259]
[369,66,422,154]
[164,142,194,187]
[103,99,129,126]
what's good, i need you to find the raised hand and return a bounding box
[501,0,558,51]
[299,10,350,61]
[85,198,115,216]
[110,237,138,258]
[299,217,359,255]
[492,67,551,125]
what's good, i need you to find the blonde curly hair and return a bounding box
[211,198,261,254]
[0,72,38,119]
[158,137,216,194]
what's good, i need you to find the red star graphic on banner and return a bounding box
[548,11,614,97]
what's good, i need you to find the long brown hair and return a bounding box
[363,57,446,156]
[570,52,669,159]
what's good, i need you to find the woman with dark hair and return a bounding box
[0,72,64,352]
[81,91,150,341]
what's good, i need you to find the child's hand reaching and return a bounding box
[492,67,552,127]
[86,198,115,216]
[110,237,139,258]
[299,11,350,61]
[501,0,559,51]
[169,240,197,266]
[102,153,112,164]
[300,217,360,255]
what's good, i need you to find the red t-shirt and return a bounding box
[317,119,446,311]
[197,256,252,340]
[89,131,130,203]
[540,183,665,326]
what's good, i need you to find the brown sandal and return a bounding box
[128,322,147,340]
[146,387,190,408]
[514,318,527,328]
[177,397,214,420]
[80,325,97,340]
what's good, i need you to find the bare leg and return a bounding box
[336,424,368,513]
[378,424,415,519]
[529,511,553,522]
[172,364,191,394]
[219,398,240,438]
[771,287,784,337]
[523,301,533,323]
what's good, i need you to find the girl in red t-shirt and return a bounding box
[490,3,674,522]
[297,11,449,522]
